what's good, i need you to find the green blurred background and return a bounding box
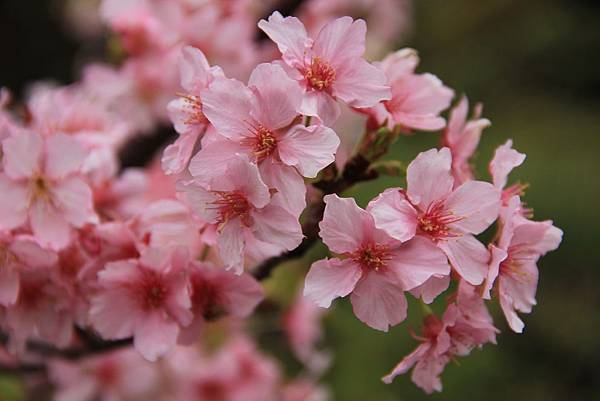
[1,0,599,400]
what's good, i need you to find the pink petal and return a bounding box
[0,262,19,306]
[489,139,526,189]
[0,176,28,230]
[217,218,246,274]
[482,245,507,300]
[258,12,309,65]
[201,77,253,139]
[350,270,408,331]
[382,343,430,384]
[300,91,341,126]
[176,180,220,223]
[161,129,202,175]
[318,194,369,254]
[438,235,489,285]
[278,124,339,178]
[89,288,138,340]
[407,147,454,208]
[187,138,244,183]
[259,161,306,217]
[377,48,419,81]
[212,155,270,209]
[2,131,42,179]
[44,134,86,180]
[312,17,366,68]
[412,353,449,394]
[248,63,303,130]
[51,177,98,227]
[219,272,264,317]
[179,46,211,93]
[251,205,303,252]
[445,180,500,235]
[388,236,450,291]
[333,59,391,108]
[368,188,418,242]
[133,311,179,361]
[409,275,451,304]
[29,199,71,250]
[303,258,362,308]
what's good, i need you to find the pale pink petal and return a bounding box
[0,263,19,306]
[251,204,303,252]
[388,236,450,291]
[210,156,270,209]
[217,218,246,274]
[278,124,339,178]
[318,194,369,253]
[2,131,42,179]
[179,46,211,93]
[161,129,202,175]
[188,138,244,182]
[409,275,451,304]
[176,180,219,223]
[313,17,365,68]
[377,48,419,82]
[445,180,500,235]
[489,139,526,189]
[249,63,303,130]
[300,91,341,126]
[499,288,525,334]
[438,235,489,285]
[412,353,449,394]
[258,12,310,65]
[406,147,454,208]
[29,199,71,249]
[51,177,98,227]
[259,161,306,217]
[44,134,86,179]
[368,188,418,242]
[89,288,139,340]
[133,311,179,361]
[303,258,362,308]
[201,78,253,139]
[350,270,408,331]
[482,245,507,300]
[0,176,28,229]
[333,59,391,108]
[219,273,264,317]
[382,343,430,384]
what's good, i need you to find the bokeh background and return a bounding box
[1,0,599,400]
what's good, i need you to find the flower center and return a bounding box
[141,273,168,309]
[417,200,462,240]
[244,122,277,161]
[210,190,252,227]
[30,175,52,203]
[178,93,208,126]
[351,242,390,271]
[499,253,534,284]
[304,57,336,92]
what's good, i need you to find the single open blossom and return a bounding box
[0,232,58,308]
[484,196,562,332]
[191,62,339,216]
[89,247,192,361]
[0,131,98,249]
[304,194,450,331]
[442,96,491,185]
[179,260,264,344]
[489,139,528,206]
[49,348,159,401]
[259,12,391,124]
[163,46,224,175]
[179,155,303,274]
[383,281,498,393]
[367,48,454,132]
[369,147,501,285]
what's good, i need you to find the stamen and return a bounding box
[417,200,463,240]
[351,242,391,271]
[304,57,336,92]
[177,92,207,126]
[242,121,277,161]
[208,190,252,227]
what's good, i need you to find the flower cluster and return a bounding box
[0,0,562,399]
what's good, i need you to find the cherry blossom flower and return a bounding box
[369,147,501,285]
[163,46,224,175]
[489,139,528,206]
[304,194,450,331]
[179,155,303,273]
[259,12,391,124]
[382,281,498,393]
[0,131,98,249]
[484,196,562,332]
[367,48,454,132]
[89,247,192,361]
[179,261,263,344]
[442,96,491,185]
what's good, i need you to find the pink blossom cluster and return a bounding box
[0,1,562,399]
